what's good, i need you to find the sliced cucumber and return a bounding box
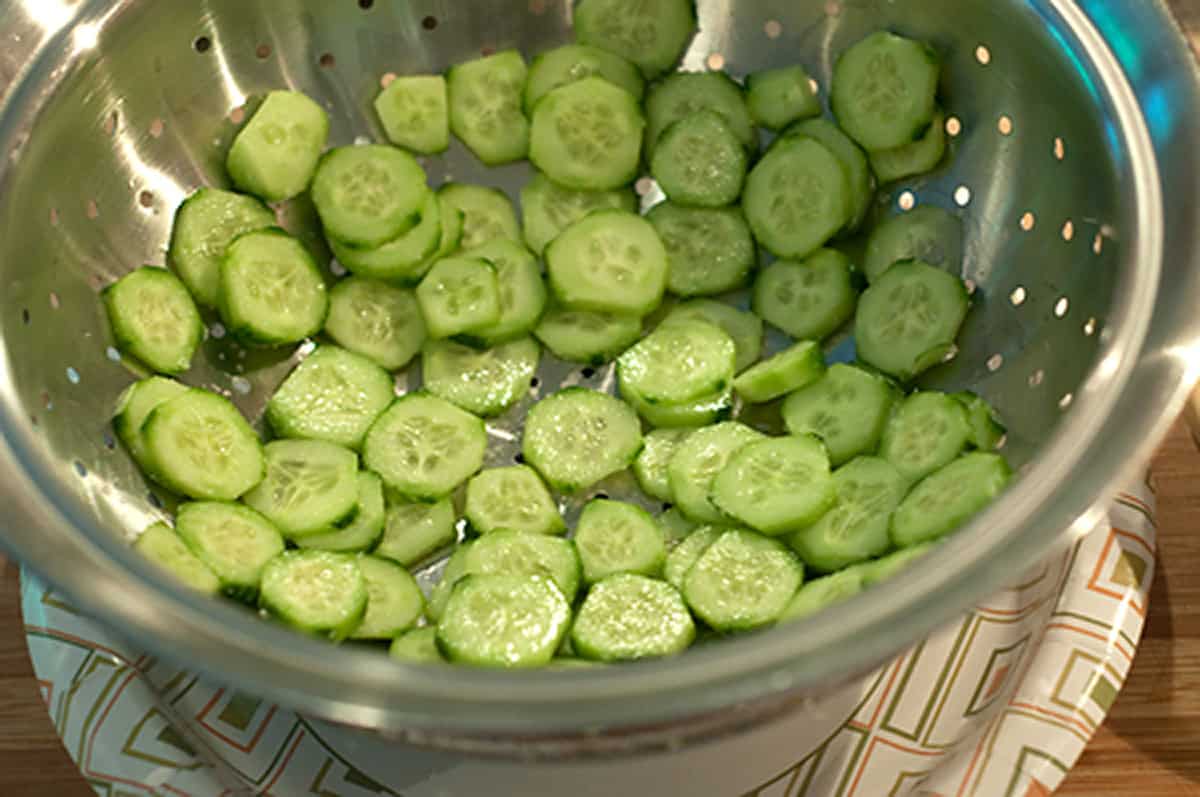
[439,183,521,252]
[226,90,329,202]
[780,569,864,622]
[644,71,755,153]
[259,551,367,641]
[658,508,700,549]
[663,524,723,590]
[753,249,858,341]
[648,203,757,298]
[168,188,275,307]
[855,260,970,381]
[651,110,747,208]
[142,389,265,501]
[784,118,873,233]
[524,44,645,111]
[683,529,804,631]
[112,377,188,470]
[573,0,696,79]
[664,300,764,373]
[349,556,425,640]
[546,210,668,316]
[390,627,444,663]
[296,472,386,553]
[324,277,427,371]
[574,499,667,583]
[219,229,328,345]
[374,74,449,155]
[422,337,539,417]
[782,363,901,466]
[133,522,220,595]
[746,65,821,131]
[103,267,202,375]
[375,497,457,567]
[879,392,971,484]
[733,341,825,404]
[618,318,736,406]
[744,137,849,259]
[711,435,835,535]
[266,346,395,450]
[788,456,905,572]
[415,257,501,340]
[312,145,428,248]
[175,502,284,600]
[572,574,694,661]
[634,429,692,503]
[870,108,948,183]
[534,306,642,365]
[832,32,940,151]
[952,392,1007,452]
[522,388,643,494]
[623,383,734,429]
[364,393,488,501]
[426,544,471,622]
[329,191,442,283]
[465,465,564,536]
[243,440,360,538]
[447,50,529,165]
[864,206,964,284]
[457,240,547,346]
[891,453,1011,547]
[462,530,581,603]
[436,574,571,668]
[667,422,766,523]
[529,77,645,191]
[520,171,636,256]
[848,542,935,587]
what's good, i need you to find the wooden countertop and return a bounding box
[0,422,1196,796]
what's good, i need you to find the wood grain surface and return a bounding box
[0,422,1196,796]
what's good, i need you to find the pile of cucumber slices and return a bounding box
[104,0,1011,668]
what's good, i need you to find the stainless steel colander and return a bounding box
[1,0,1199,758]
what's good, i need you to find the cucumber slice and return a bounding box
[142,389,265,501]
[436,574,571,668]
[133,522,221,595]
[864,207,964,284]
[619,318,735,406]
[683,529,804,631]
[422,337,539,417]
[651,110,748,207]
[782,363,901,466]
[520,171,637,256]
[733,341,825,404]
[375,497,457,567]
[787,456,905,572]
[457,240,547,346]
[529,77,645,192]
[374,74,449,155]
[522,388,643,494]
[175,502,284,600]
[524,44,645,111]
[870,108,948,183]
[780,569,864,623]
[546,210,668,316]
[952,392,1007,452]
[168,188,275,307]
[848,542,935,587]
[711,435,835,535]
[664,300,764,373]
[112,376,188,470]
[349,556,425,640]
[296,472,387,553]
[534,306,642,365]
[744,137,849,259]
[390,627,444,663]
[832,32,940,151]
[663,525,723,590]
[103,267,202,375]
[364,393,488,500]
[226,90,329,202]
[243,440,360,538]
[855,260,970,381]
[259,551,368,641]
[329,191,442,283]
[648,203,757,298]
[573,0,696,79]
[465,465,564,536]
[448,50,530,166]
[438,184,521,252]
[219,229,328,345]
[753,249,858,341]
[426,544,471,622]
[891,453,1011,547]
[658,508,700,549]
[879,392,971,484]
[623,383,734,429]
[747,66,821,131]
[667,422,766,523]
[266,346,395,450]
[572,574,695,661]
[462,530,581,603]
[783,118,873,233]
[324,277,427,371]
[415,257,501,340]
[312,145,428,249]
[634,429,693,503]
[574,499,667,583]
[644,72,755,153]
